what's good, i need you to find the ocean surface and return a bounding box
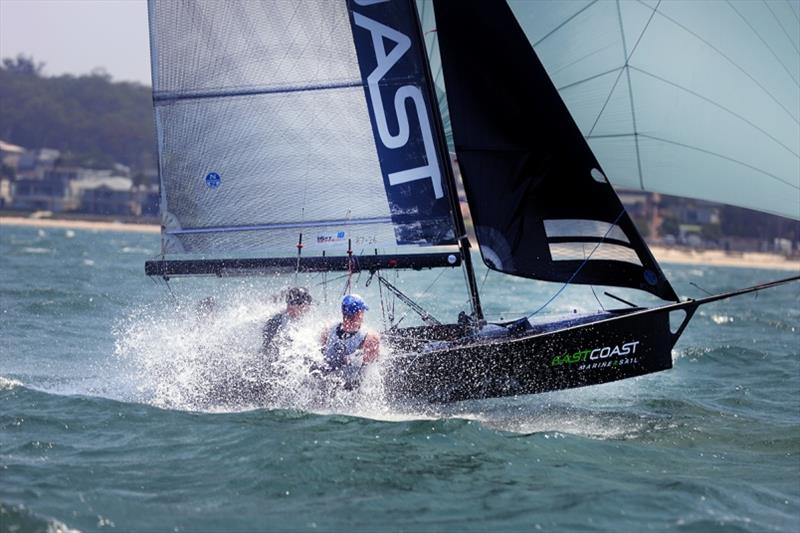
[1,224,798,532]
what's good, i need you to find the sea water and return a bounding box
[1,224,798,532]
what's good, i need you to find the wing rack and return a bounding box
[145,252,461,278]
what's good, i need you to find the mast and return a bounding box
[409,1,483,321]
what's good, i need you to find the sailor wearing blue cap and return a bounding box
[319,294,380,386]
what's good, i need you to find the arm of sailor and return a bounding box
[362,332,380,363]
[261,314,282,352]
[319,325,331,348]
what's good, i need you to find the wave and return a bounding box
[0,502,81,533]
[21,247,52,254]
[0,376,22,390]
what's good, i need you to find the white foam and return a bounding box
[110,286,411,421]
[22,247,51,254]
[0,376,23,390]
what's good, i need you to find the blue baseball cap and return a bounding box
[342,294,369,316]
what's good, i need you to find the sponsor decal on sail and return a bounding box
[348,0,455,246]
[316,231,347,245]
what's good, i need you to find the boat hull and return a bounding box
[385,305,683,403]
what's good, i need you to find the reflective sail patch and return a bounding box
[347,0,456,246]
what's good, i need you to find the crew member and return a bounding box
[318,294,380,387]
[261,287,313,357]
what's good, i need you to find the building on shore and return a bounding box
[134,183,160,217]
[13,167,113,212]
[0,140,25,170]
[72,176,136,216]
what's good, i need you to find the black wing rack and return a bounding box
[145,252,461,278]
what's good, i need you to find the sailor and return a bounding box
[261,287,313,358]
[318,294,380,388]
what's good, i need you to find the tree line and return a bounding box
[0,55,156,173]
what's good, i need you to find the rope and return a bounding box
[590,285,606,311]
[528,209,625,318]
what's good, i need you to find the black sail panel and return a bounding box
[433,0,678,301]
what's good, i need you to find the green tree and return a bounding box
[0,57,156,171]
[2,55,44,76]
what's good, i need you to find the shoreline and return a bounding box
[1,215,160,234]
[2,215,798,271]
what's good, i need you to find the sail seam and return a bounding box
[153,80,365,103]
[762,0,800,55]
[726,0,800,87]
[644,0,800,126]
[628,65,800,159]
[635,133,800,190]
[785,0,800,24]
[621,0,662,190]
[556,67,624,93]
[532,0,599,47]
[166,216,395,235]
[587,0,659,140]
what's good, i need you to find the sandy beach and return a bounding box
[1,215,160,234]
[2,215,798,271]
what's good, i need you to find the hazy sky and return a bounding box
[0,0,151,84]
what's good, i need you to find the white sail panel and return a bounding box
[149,0,458,258]
[150,2,362,97]
[155,89,393,253]
[421,0,800,220]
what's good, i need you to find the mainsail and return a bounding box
[433,0,679,301]
[422,0,800,221]
[147,0,461,268]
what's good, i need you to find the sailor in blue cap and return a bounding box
[318,294,380,386]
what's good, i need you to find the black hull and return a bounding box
[384,275,799,403]
[385,305,682,403]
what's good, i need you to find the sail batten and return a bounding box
[153,80,366,103]
[165,216,396,235]
[147,0,461,267]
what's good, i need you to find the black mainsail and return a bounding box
[433,0,679,302]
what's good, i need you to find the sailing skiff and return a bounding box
[144,0,799,403]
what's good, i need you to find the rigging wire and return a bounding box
[528,209,626,318]
[690,281,714,297]
[314,272,350,287]
[322,251,327,303]
[162,277,180,307]
[421,267,448,298]
[377,270,389,330]
[294,230,303,284]
[479,266,491,292]
[343,238,354,296]
[590,285,606,311]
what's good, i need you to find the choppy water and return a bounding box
[1,224,799,532]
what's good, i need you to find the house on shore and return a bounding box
[72,176,136,216]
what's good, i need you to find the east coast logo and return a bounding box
[550,341,641,369]
[351,0,443,199]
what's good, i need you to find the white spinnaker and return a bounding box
[420,0,800,220]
